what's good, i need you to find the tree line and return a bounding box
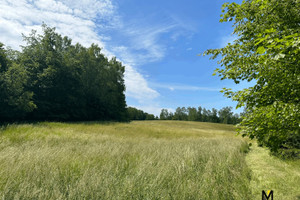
[0,25,127,122]
[127,107,157,120]
[160,106,241,124]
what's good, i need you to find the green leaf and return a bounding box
[256,46,266,54]
[274,53,285,60]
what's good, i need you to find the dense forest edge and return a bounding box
[0,25,127,122]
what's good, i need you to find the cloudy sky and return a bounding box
[0,0,249,116]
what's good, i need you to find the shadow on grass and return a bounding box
[0,120,131,131]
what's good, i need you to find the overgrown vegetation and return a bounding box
[0,121,252,199]
[204,0,300,157]
[0,25,127,122]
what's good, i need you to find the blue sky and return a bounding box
[0,0,248,116]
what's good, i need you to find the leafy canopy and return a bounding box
[204,0,300,156]
[0,25,128,122]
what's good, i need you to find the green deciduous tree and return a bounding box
[201,108,209,122]
[159,109,169,120]
[128,107,155,120]
[0,25,128,122]
[196,106,203,121]
[187,107,197,121]
[218,107,233,124]
[173,107,188,121]
[0,43,35,121]
[204,0,300,156]
[211,108,219,123]
[20,27,85,120]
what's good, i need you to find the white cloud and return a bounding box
[108,13,196,66]
[131,104,162,117]
[0,0,110,50]
[151,83,220,92]
[110,22,178,66]
[125,65,159,103]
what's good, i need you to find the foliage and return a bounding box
[204,0,300,156]
[187,107,198,121]
[0,25,127,122]
[173,107,188,120]
[127,107,156,120]
[159,108,174,120]
[0,43,36,121]
[159,106,241,125]
[218,106,233,124]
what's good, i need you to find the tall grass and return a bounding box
[0,121,252,199]
[246,143,300,200]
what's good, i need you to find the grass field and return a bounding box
[0,121,299,199]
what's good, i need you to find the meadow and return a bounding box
[0,121,299,199]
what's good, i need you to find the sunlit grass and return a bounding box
[0,121,252,199]
[246,143,300,200]
[2,121,298,199]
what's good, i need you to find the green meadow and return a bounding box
[0,121,299,199]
